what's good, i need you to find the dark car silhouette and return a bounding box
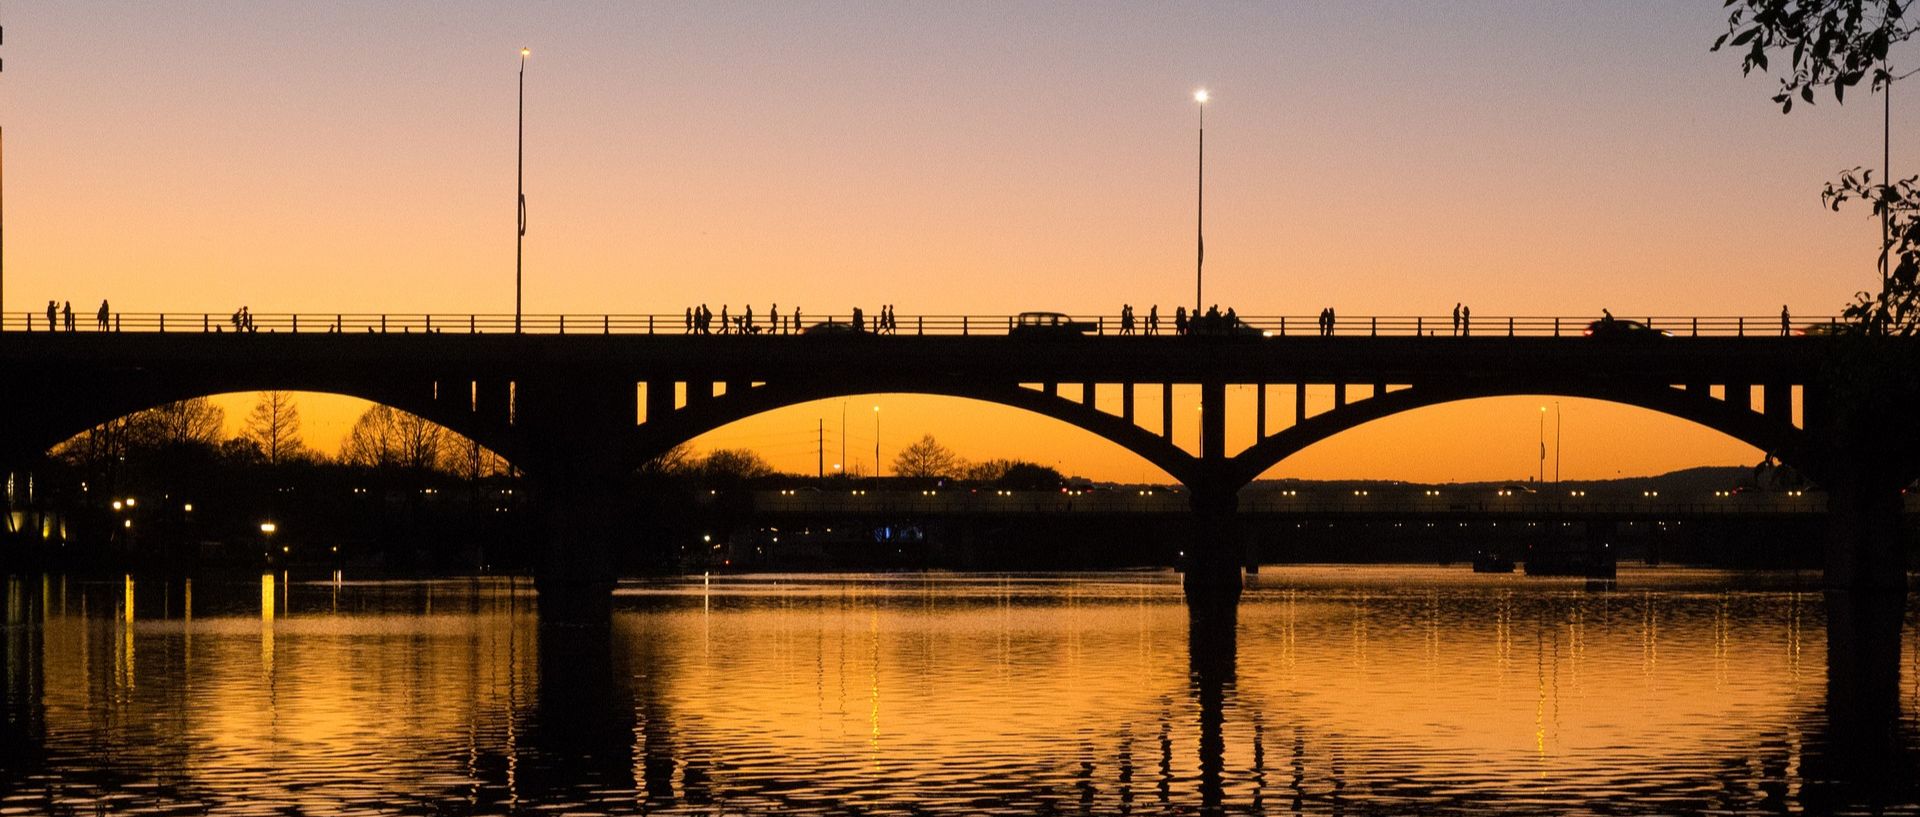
[802,320,864,335]
[1010,312,1096,338]
[1582,319,1670,339]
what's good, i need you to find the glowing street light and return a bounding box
[260,522,278,535]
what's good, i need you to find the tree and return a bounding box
[892,434,962,478]
[1717,0,1920,334]
[1712,0,1911,112]
[244,391,305,465]
[964,458,1065,489]
[342,404,467,473]
[129,397,225,449]
[700,448,775,482]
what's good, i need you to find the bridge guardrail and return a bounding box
[0,311,1846,338]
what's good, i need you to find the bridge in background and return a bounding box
[0,313,1911,620]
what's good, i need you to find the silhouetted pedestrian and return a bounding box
[46,301,57,333]
[1601,308,1614,323]
[97,300,110,331]
[1174,306,1188,336]
[1461,304,1471,336]
[853,306,865,334]
[1780,304,1790,336]
[772,303,780,334]
[62,301,74,332]
[719,305,731,334]
[794,306,801,332]
[1148,305,1159,335]
[685,307,694,334]
[744,304,755,334]
[1451,303,1461,336]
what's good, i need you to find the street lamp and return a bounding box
[1538,406,1547,483]
[1193,88,1209,315]
[516,47,530,334]
[873,405,881,478]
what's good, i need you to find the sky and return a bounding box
[2,2,1907,482]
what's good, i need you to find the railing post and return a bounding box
[1738,316,1744,336]
[1280,316,1286,336]
[604,315,610,334]
[381,315,387,333]
[1008,316,1013,333]
[560,315,566,334]
[470,315,476,334]
[203,314,209,332]
[1692,317,1698,337]
[1416,316,1422,335]
[160,314,166,333]
[1098,316,1105,335]
[114,314,120,332]
[918,316,923,335]
[1370,316,1376,336]
[648,315,654,334]
[291,315,297,333]
[1553,317,1559,337]
[963,316,969,336]
[1507,317,1514,337]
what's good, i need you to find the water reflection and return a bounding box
[0,568,1912,814]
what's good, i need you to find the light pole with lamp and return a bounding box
[516,47,529,334]
[1193,89,1208,315]
[873,405,881,478]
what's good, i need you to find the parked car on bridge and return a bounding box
[1189,315,1272,338]
[1582,318,1671,339]
[1794,321,1851,337]
[802,320,864,336]
[1010,312,1096,338]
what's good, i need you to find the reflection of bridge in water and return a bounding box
[0,313,1913,619]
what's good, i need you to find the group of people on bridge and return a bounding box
[36,300,110,332]
[683,304,903,335]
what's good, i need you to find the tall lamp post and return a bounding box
[1193,89,1208,314]
[516,47,529,334]
[1538,406,1547,483]
[873,405,881,478]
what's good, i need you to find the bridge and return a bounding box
[1,311,1912,619]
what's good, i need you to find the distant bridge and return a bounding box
[0,310,1909,609]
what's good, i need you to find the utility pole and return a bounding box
[817,418,824,479]
[1554,402,1562,484]
[840,403,847,478]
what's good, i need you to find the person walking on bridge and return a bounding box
[96,300,110,331]
[1780,304,1790,336]
[1148,305,1159,335]
[45,300,57,333]
[1451,303,1461,336]
[62,302,74,332]
[1461,304,1471,337]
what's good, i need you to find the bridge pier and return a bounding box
[1823,476,1909,593]
[520,379,635,628]
[1183,479,1242,671]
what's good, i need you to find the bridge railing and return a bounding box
[0,311,1845,337]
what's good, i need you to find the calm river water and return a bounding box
[2,567,1917,815]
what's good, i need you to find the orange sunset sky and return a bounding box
[0,3,1903,482]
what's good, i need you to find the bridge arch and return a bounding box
[20,381,518,467]
[631,377,1200,485]
[1224,381,1809,487]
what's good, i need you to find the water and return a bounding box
[2,567,1917,815]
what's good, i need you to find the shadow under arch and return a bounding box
[1223,380,1808,487]
[632,377,1199,485]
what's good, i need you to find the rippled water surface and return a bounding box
[2,567,1918,815]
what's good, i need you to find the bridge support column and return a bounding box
[1823,471,1908,593]
[1183,458,1242,675]
[520,378,636,628]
